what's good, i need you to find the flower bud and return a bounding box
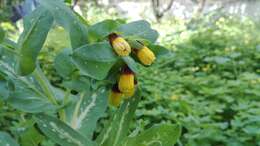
[118,66,135,94]
[108,84,123,107]
[109,33,131,56]
[136,46,156,65]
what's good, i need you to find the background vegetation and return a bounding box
[1,0,260,146]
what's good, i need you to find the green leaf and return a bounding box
[72,88,108,139]
[20,121,44,146]
[64,0,72,5]
[62,76,90,92]
[117,20,158,43]
[8,89,56,113]
[35,114,97,146]
[148,44,170,58]
[72,42,118,80]
[127,39,144,49]
[17,6,54,75]
[39,0,89,48]
[0,28,5,43]
[122,56,139,74]
[54,48,76,78]
[97,90,141,146]
[88,19,120,42]
[0,79,9,100]
[0,62,55,113]
[122,124,181,146]
[0,131,19,146]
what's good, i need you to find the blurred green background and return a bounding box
[1,0,260,146]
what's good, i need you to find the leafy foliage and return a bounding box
[138,14,260,146]
[1,1,259,146]
[0,0,179,146]
[0,131,19,146]
[122,124,181,146]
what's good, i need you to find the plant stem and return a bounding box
[33,66,58,105]
[59,89,71,122]
[71,92,85,129]
[59,109,66,122]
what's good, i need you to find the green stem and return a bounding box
[33,66,58,105]
[60,89,71,122]
[59,110,66,122]
[63,89,71,105]
[71,92,85,129]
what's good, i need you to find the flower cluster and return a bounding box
[108,33,156,107]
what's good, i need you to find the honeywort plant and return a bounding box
[0,0,181,146]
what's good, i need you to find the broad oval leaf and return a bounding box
[88,19,120,42]
[54,48,76,78]
[17,6,54,75]
[122,124,181,146]
[8,89,56,113]
[35,114,97,146]
[62,76,90,92]
[72,42,118,80]
[0,131,19,146]
[117,20,159,43]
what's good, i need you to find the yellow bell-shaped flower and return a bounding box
[118,66,135,94]
[108,85,123,107]
[137,46,156,65]
[124,88,135,98]
[109,33,131,56]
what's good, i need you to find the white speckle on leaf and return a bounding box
[49,121,83,146]
[100,114,118,145]
[113,102,130,146]
[75,93,97,129]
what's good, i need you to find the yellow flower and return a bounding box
[108,85,123,107]
[136,46,156,65]
[118,66,135,94]
[124,88,135,98]
[109,33,131,56]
